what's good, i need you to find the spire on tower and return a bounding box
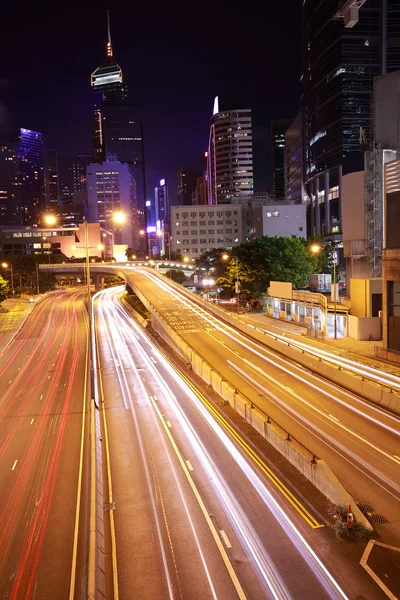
[106,10,113,57]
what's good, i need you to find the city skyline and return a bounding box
[0,3,301,197]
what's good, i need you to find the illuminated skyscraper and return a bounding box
[271,120,291,201]
[207,97,254,204]
[91,12,146,242]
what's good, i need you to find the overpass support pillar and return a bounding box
[94,274,100,292]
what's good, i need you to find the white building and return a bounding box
[261,204,306,238]
[207,98,253,205]
[87,155,139,249]
[171,204,244,259]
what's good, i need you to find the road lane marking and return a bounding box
[394,455,400,461]
[176,366,323,530]
[40,395,43,400]
[329,414,340,422]
[30,418,34,425]
[186,460,194,471]
[149,395,248,600]
[11,460,18,470]
[48,375,51,379]
[360,540,400,600]
[166,421,172,428]
[220,530,232,549]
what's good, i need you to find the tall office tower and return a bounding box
[47,149,59,207]
[195,174,208,205]
[154,179,170,257]
[285,113,304,204]
[91,12,146,241]
[302,0,400,238]
[176,167,198,206]
[0,144,19,224]
[87,156,139,249]
[207,97,254,205]
[271,120,291,201]
[1,128,47,226]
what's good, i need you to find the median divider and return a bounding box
[121,274,372,531]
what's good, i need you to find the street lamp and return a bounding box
[202,278,215,301]
[222,253,240,313]
[310,243,337,339]
[1,262,14,296]
[44,214,57,227]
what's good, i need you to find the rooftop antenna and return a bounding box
[106,10,113,57]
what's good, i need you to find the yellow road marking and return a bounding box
[173,366,323,530]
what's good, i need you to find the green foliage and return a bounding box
[196,248,229,280]
[0,276,8,302]
[165,269,186,284]
[125,247,135,260]
[2,255,57,294]
[217,237,314,297]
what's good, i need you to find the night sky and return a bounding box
[1,2,301,200]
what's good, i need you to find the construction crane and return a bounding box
[333,0,367,27]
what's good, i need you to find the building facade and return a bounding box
[271,120,291,201]
[0,222,112,260]
[47,149,59,207]
[154,179,170,257]
[0,144,19,225]
[285,113,304,204]
[171,204,243,259]
[207,99,253,205]
[301,0,400,240]
[91,14,146,238]
[261,203,306,239]
[87,156,139,248]
[176,167,198,206]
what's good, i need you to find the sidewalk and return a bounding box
[238,312,400,374]
[0,298,36,353]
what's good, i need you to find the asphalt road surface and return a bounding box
[93,285,387,600]
[120,268,400,548]
[0,291,88,600]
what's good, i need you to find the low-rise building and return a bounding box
[171,204,243,259]
[260,203,306,239]
[0,223,113,260]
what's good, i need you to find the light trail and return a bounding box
[94,286,348,600]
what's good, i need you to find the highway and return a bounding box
[0,291,89,600]
[117,267,400,548]
[93,285,385,600]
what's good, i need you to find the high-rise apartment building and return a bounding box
[271,120,291,201]
[87,156,139,248]
[91,13,146,239]
[207,97,253,205]
[176,168,198,206]
[154,179,170,257]
[195,174,208,205]
[0,145,19,225]
[302,0,400,239]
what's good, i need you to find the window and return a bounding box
[208,220,215,225]
[182,221,189,226]
[176,231,181,236]
[12,233,23,238]
[199,211,205,218]
[200,220,206,226]
[200,229,206,234]
[191,239,198,244]
[225,220,232,224]
[233,211,238,215]
[190,212,197,218]
[217,238,224,244]
[175,213,180,219]
[183,239,190,244]
[200,239,207,244]
[217,220,223,225]
[208,238,215,244]
[182,212,188,218]
[225,211,231,217]
[190,221,197,226]
[191,230,198,235]
[208,211,214,217]
[182,230,189,235]
[217,229,224,234]
[192,248,198,253]
[226,238,233,243]
[226,229,232,234]
[216,211,223,217]
[299,227,303,232]
[208,229,215,234]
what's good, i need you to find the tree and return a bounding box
[217,236,315,297]
[196,248,229,280]
[165,269,186,284]
[0,276,8,302]
[125,247,135,260]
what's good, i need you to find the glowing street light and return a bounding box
[1,262,14,296]
[44,214,57,226]
[113,211,125,225]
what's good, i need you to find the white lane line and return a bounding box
[166,421,172,428]
[11,460,18,471]
[329,414,340,422]
[220,530,232,549]
[186,460,194,471]
[360,540,400,600]
[394,455,400,461]
[30,418,34,425]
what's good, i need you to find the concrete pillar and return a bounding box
[100,276,105,290]
[315,176,321,235]
[95,274,100,292]
[324,170,330,235]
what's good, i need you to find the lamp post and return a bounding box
[1,262,14,296]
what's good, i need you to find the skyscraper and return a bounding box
[285,113,304,205]
[271,120,291,201]
[91,12,146,241]
[176,168,198,206]
[154,179,170,257]
[207,97,254,205]
[301,0,400,238]
[0,128,47,226]
[87,156,139,249]
[47,149,59,207]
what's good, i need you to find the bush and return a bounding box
[329,504,371,541]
